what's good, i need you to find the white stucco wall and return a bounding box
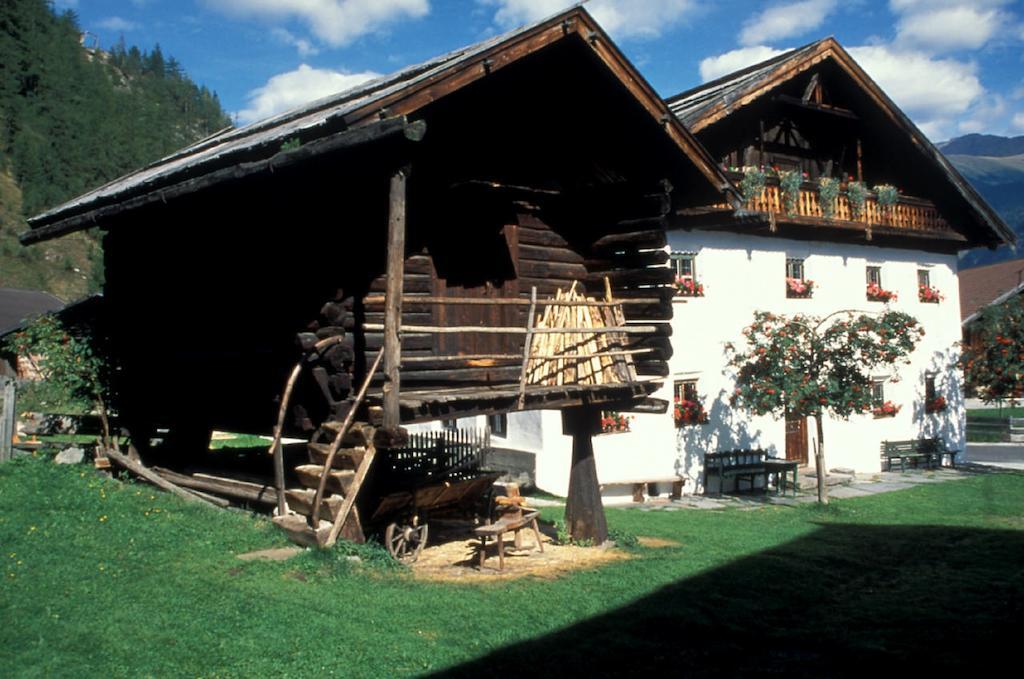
[514,229,967,497]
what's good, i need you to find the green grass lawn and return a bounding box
[2,456,1023,677]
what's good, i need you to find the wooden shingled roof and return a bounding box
[21,6,735,246]
[665,37,1016,249]
[960,258,1024,324]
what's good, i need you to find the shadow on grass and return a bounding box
[434,522,1024,677]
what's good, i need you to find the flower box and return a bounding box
[925,396,947,413]
[919,285,943,304]
[601,412,632,434]
[866,283,897,303]
[785,277,814,299]
[872,401,901,418]
[675,276,704,297]
[674,399,708,427]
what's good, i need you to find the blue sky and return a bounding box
[56,1,1024,141]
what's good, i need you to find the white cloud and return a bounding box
[698,45,788,82]
[96,17,141,32]
[485,0,701,40]
[236,64,381,125]
[895,5,1006,52]
[1012,112,1024,131]
[848,45,984,139]
[203,0,430,48]
[738,0,836,47]
[271,28,320,57]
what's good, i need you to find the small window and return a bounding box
[441,419,458,431]
[671,252,696,280]
[918,269,931,288]
[599,410,631,434]
[871,381,885,407]
[675,380,699,403]
[785,258,812,298]
[924,372,946,413]
[673,379,706,426]
[487,413,507,438]
[866,266,882,286]
[925,373,937,402]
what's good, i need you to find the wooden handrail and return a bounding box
[309,349,385,531]
[266,335,348,516]
[362,323,661,334]
[721,173,953,232]
[362,295,664,307]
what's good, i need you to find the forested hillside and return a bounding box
[0,0,232,300]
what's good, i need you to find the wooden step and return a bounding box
[307,442,366,469]
[285,488,345,522]
[272,513,333,547]
[294,464,355,495]
[321,420,375,447]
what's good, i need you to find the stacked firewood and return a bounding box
[525,282,635,386]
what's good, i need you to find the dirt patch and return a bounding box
[636,536,682,548]
[236,547,303,562]
[409,520,632,582]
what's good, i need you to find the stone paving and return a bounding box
[528,465,997,511]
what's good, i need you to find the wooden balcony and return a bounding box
[724,175,955,235]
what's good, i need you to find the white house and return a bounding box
[424,38,1015,499]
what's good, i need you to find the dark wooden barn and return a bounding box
[20,8,734,547]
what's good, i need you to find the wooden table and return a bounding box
[763,459,798,496]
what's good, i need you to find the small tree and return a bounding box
[961,294,1024,401]
[3,314,114,450]
[728,310,923,503]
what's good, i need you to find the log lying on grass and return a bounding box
[102,448,228,508]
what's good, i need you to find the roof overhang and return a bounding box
[22,7,737,246]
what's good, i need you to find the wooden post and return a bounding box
[0,377,15,462]
[383,165,408,430]
[562,405,607,544]
[516,286,538,409]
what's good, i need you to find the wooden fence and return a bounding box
[965,416,1024,443]
[0,377,15,462]
[387,427,492,482]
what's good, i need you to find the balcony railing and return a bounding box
[727,175,953,233]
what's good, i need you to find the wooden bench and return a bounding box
[599,476,686,502]
[704,450,767,495]
[474,510,543,571]
[880,438,955,472]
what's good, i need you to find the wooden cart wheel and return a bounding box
[384,522,429,562]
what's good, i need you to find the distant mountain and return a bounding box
[944,136,1024,270]
[939,134,1024,157]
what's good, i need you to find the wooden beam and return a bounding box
[103,448,224,508]
[383,166,408,429]
[363,323,666,335]
[362,295,665,307]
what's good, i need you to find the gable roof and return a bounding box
[22,6,734,245]
[0,288,63,336]
[960,258,1024,324]
[665,37,1016,248]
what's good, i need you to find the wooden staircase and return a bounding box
[268,348,386,549]
[272,417,378,547]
